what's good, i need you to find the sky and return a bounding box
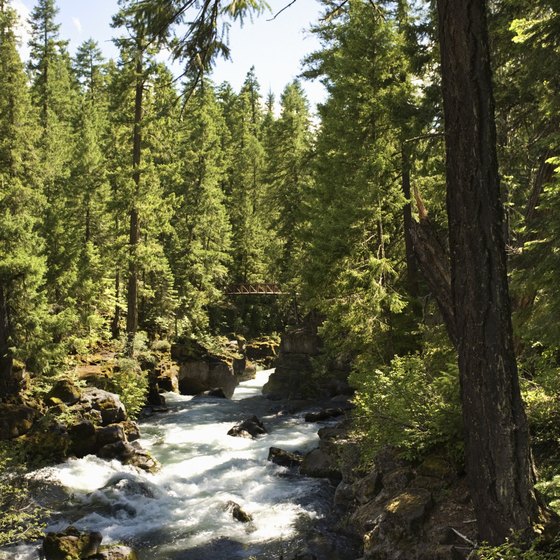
[12,0,327,111]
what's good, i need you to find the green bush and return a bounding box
[350,334,462,463]
[109,358,149,419]
[476,533,560,560]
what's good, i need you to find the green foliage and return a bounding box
[0,443,47,546]
[110,357,149,419]
[476,533,560,560]
[350,328,462,462]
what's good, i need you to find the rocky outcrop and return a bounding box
[0,403,37,440]
[172,340,239,398]
[245,338,279,367]
[227,415,267,439]
[322,425,476,560]
[262,328,321,400]
[79,388,127,426]
[47,379,82,406]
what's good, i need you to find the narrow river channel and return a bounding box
[5,370,350,559]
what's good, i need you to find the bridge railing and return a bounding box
[226,283,284,295]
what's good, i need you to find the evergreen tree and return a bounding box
[168,79,232,336]
[27,0,80,332]
[0,1,45,397]
[225,68,271,284]
[265,81,313,288]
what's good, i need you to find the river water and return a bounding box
[4,370,352,559]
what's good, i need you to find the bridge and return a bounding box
[226,283,284,295]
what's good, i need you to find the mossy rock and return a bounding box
[47,380,82,407]
[43,526,102,560]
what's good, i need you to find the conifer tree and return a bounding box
[27,0,79,326]
[167,78,232,336]
[0,1,45,397]
[265,81,313,288]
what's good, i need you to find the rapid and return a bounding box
[4,370,346,559]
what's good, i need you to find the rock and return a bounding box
[96,424,126,448]
[227,416,267,439]
[225,501,253,523]
[121,421,140,442]
[245,339,279,367]
[334,481,356,509]
[146,383,166,407]
[89,545,138,560]
[192,388,228,400]
[384,488,433,532]
[382,467,414,494]
[97,441,158,472]
[178,359,238,398]
[354,470,382,504]
[0,403,37,439]
[279,330,322,355]
[47,380,82,406]
[68,420,97,458]
[268,446,303,468]
[300,448,342,481]
[80,388,126,426]
[43,526,102,560]
[304,408,345,422]
[232,355,257,379]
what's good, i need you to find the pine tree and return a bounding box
[27,0,79,326]
[265,81,313,288]
[167,78,232,336]
[0,1,45,397]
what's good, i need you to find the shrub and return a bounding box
[109,358,149,419]
[350,334,462,463]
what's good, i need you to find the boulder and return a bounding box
[227,416,267,439]
[97,440,159,473]
[0,403,37,440]
[121,421,140,442]
[192,388,229,400]
[268,446,303,468]
[279,330,322,355]
[225,500,253,523]
[300,448,341,481]
[354,470,382,504]
[178,359,238,398]
[96,424,126,448]
[43,526,102,560]
[80,388,126,426]
[47,380,82,406]
[304,408,345,423]
[68,420,97,458]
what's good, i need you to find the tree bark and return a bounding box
[409,217,457,347]
[401,145,420,297]
[126,48,143,355]
[0,286,17,400]
[437,0,544,543]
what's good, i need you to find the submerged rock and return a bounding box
[227,415,267,439]
[268,446,303,468]
[225,500,253,523]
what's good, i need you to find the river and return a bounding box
[3,370,355,559]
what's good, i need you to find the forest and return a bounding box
[1,0,560,559]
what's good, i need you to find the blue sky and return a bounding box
[12,0,327,111]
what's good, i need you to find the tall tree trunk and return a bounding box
[401,144,420,297]
[437,0,545,543]
[0,286,17,400]
[126,50,143,355]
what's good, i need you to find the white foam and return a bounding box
[24,369,326,558]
